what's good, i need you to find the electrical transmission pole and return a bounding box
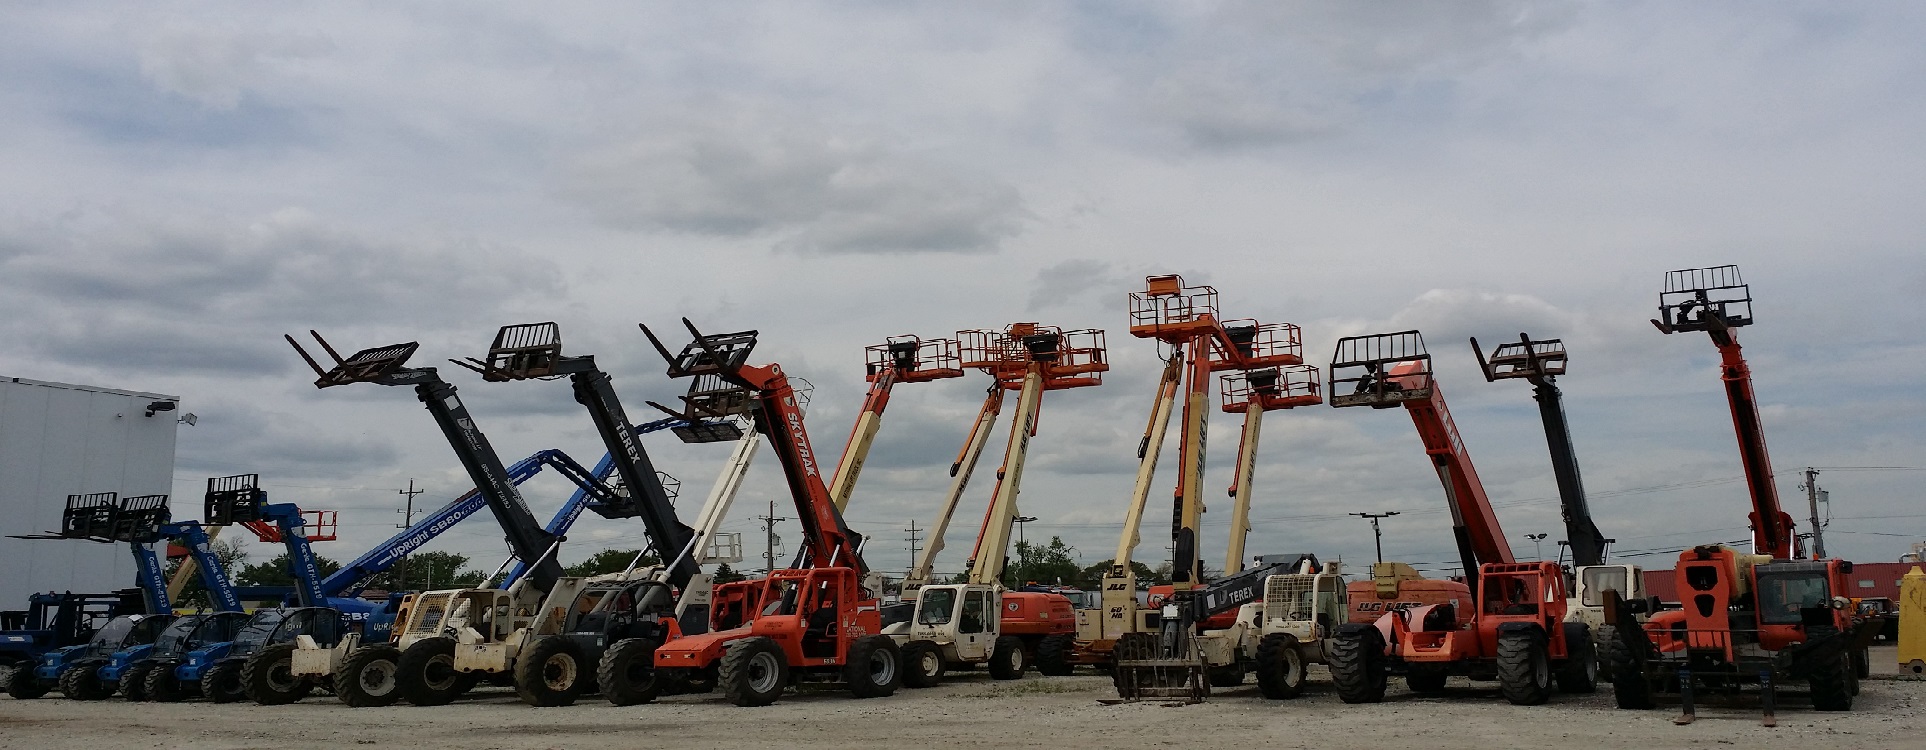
[1803,467,1827,559]
[1351,511,1400,563]
[396,478,424,588]
[759,497,788,575]
[904,520,922,577]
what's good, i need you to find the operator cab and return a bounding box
[1754,561,1839,626]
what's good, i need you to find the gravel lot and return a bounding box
[3,657,1921,750]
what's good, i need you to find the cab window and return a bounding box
[917,589,956,626]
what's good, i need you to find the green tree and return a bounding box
[362,550,485,591]
[1006,536,1081,588]
[1076,559,1162,590]
[160,536,248,609]
[712,563,746,584]
[564,549,658,577]
[235,552,342,587]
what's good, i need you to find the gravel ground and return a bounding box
[2,658,1921,750]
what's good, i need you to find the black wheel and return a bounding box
[6,663,48,699]
[201,661,246,704]
[515,637,590,707]
[1034,634,1075,677]
[1406,663,1449,693]
[144,663,186,703]
[397,637,464,706]
[1809,653,1853,711]
[60,662,113,700]
[243,643,313,705]
[61,661,113,700]
[1327,625,1387,704]
[843,635,900,699]
[1254,633,1308,699]
[1496,627,1553,706]
[719,637,787,707]
[1603,637,1654,709]
[901,640,945,688]
[988,636,1025,680]
[598,638,663,706]
[1853,647,1870,680]
[1206,663,1245,687]
[335,645,404,708]
[119,662,155,702]
[1556,622,1598,694]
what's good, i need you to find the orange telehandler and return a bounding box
[1324,331,1597,705]
[1608,266,1878,722]
[640,319,900,707]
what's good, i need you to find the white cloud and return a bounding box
[137,24,333,109]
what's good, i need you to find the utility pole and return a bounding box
[1803,467,1827,559]
[1013,515,1038,585]
[396,479,424,588]
[1351,511,1400,563]
[759,497,788,575]
[904,520,922,577]
[1525,533,1548,560]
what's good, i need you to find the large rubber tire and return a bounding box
[1496,627,1553,706]
[1406,663,1449,694]
[1254,633,1308,699]
[1593,624,1617,683]
[1207,663,1246,687]
[1556,622,1599,694]
[1327,626,1387,704]
[900,640,944,688]
[719,637,787,707]
[988,636,1026,680]
[243,643,312,705]
[843,635,901,699]
[144,664,186,703]
[1853,647,1870,680]
[1605,640,1655,709]
[1034,634,1075,677]
[6,663,48,699]
[515,637,590,707]
[119,662,155,702]
[397,637,464,707]
[597,638,663,706]
[60,663,113,700]
[1809,652,1854,711]
[334,644,403,708]
[201,661,246,704]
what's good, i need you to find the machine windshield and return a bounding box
[89,616,140,646]
[1580,567,1630,607]
[233,610,287,648]
[151,616,205,653]
[916,588,957,626]
[1756,572,1831,625]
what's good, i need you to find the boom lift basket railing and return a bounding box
[1328,330,1434,408]
[865,335,964,383]
[959,325,1108,386]
[1472,334,1567,381]
[1654,265,1753,333]
[1128,275,1220,337]
[1220,364,1322,411]
[1211,320,1304,370]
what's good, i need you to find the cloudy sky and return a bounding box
[2,2,1921,582]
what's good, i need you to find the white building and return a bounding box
[0,377,181,607]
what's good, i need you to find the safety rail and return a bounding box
[1211,320,1303,369]
[960,324,1108,387]
[1220,365,1322,411]
[1128,274,1220,339]
[864,335,964,383]
[1328,330,1434,408]
[1473,334,1567,381]
[1657,264,1753,332]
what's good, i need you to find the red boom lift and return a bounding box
[1325,330,1597,705]
[640,319,900,707]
